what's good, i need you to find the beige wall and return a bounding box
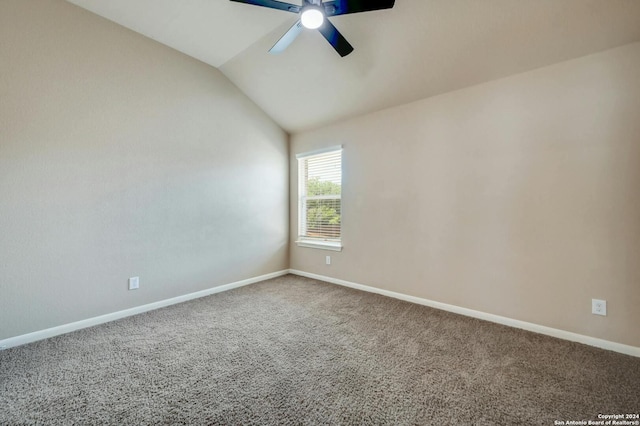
[0,0,288,340]
[1,1,638,350]
[290,42,640,347]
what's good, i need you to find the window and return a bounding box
[296,146,342,251]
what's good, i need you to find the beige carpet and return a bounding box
[1,274,639,425]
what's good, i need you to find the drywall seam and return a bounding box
[289,269,640,358]
[0,270,289,350]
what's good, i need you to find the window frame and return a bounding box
[295,145,343,252]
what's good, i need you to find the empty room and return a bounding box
[1,0,639,424]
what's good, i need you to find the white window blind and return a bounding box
[297,147,342,246]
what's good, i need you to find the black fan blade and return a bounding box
[318,19,354,57]
[229,0,300,13]
[270,20,304,54]
[323,0,395,17]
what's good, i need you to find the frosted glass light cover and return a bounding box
[301,8,324,29]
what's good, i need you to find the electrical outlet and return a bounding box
[326,255,331,265]
[129,276,139,290]
[592,299,606,316]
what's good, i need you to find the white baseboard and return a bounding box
[289,269,640,358]
[4,268,638,358]
[0,270,289,351]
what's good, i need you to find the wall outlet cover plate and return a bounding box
[592,299,606,316]
[129,277,140,290]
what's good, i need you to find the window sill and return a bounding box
[295,240,343,252]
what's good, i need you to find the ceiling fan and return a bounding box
[230,0,396,57]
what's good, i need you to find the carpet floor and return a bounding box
[1,274,639,425]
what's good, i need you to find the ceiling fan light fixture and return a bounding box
[231,0,396,56]
[300,6,324,29]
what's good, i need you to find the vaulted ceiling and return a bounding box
[67,0,640,132]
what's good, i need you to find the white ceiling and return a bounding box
[68,0,640,133]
